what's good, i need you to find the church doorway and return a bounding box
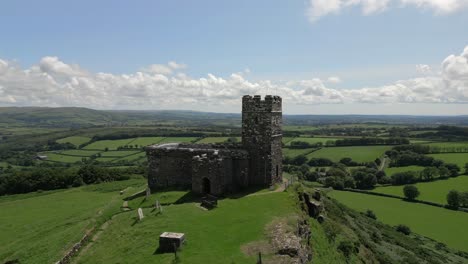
[202,178,211,194]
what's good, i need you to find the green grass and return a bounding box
[76,191,296,264]
[56,136,91,146]
[282,137,295,144]
[283,148,317,158]
[83,139,136,150]
[100,150,142,157]
[196,137,238,143]
[286,137,341,146]
[127,190,191,208]
[374,176,468,204]
[384,166,425,175]
[41,153,85,163]
[131,137,165,147]
[0,179,146,264]
[307,146,391,163]
[59,149,102,157]
[95,157,118,163]
[428,153,468,169]
[308,219,346,264]
[328,190,468,252]
[157,137,198,144]
[112,152,147,163]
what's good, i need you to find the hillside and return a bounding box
[309,186,468,263]
[1,107,468,130]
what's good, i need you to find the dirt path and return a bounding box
[247,180,287,197]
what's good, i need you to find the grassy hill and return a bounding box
[328,189,468,252]
[311,189,468,263]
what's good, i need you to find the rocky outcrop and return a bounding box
[269,220,311,264]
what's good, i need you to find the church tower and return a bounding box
[242,95,283,186]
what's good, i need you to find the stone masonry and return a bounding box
[146,95,283,196]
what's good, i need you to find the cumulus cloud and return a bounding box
[327,76,342,83]
[307,0,468,22]
[416,64,432,74]
[0,46,467,111]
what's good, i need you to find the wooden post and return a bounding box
[257,252,262,264]
[173,242,177,259]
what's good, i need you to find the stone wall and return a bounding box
[146,143,249,194]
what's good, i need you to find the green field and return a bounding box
[112,152,147,163]
[157,137,198,144]
[59,149,102,157]
[425,141,468,148]
[42,153,85,163]
[283,148,317,158]
[286,137,341,146]
[0,179,145,264]
[196,137,239,143]
[428,153,468,169]
[282,137,295,144]
[384,165,425,175]
[83,139,136,150]
[75,192,295,263]
[130,137,165,147]
[100,150,142,157]
[374,176,468,204]
[56,136,91,146]
[307,146,391,163]
[328,190,468,252]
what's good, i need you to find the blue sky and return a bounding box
[0,0,467,114]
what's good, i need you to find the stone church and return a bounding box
[146,95,283,196]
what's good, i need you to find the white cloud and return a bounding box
[327,76,342,83]
[307,0,468,22]
[416,64,432,74]
[0,46,467,112]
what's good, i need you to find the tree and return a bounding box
[438,166,450,178]
[447,190,460,209]
[353,171,377,189]
[445,163,460,177]
[403,185,420,201]
[365,210,377,220]
[420,167,439,181]
[291,155,307,166]
[460,191,468,208]
[396,224,411,235]
[465,163,468,175]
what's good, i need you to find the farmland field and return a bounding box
[75,191,295,264]
[283,148,317,158]
[0,179,145,264]
[59,149,102,156]
[56,136,91,147]
[328,190,468,252]
[373,176,468,204]
[282,137,295,144]
[286,137,342,146]
[130,137,165,147]
[196,137,238,143]
[428,153,468,169]
[112,152,147,162]
[83,139,136,150]
[157,137,198,144]
[99,150,141,157]
[384,165,425,175]
[307,146,391,163]
[42,153,84,163]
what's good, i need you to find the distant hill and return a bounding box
[0,106,468,128]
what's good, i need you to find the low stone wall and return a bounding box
[55,228,94,264]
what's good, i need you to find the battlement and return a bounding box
[242,95,282,112]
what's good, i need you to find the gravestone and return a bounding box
[138,208,144,220]
[159,232,185,252]
[155,200,160,210]
[146,187,151,199]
